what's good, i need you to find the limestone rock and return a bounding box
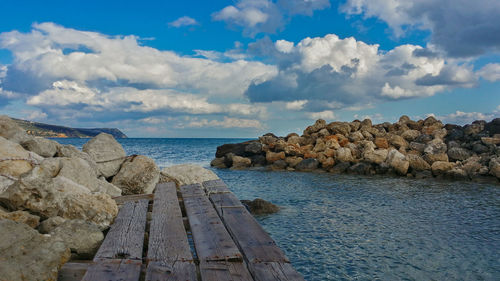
[57,144,100,176]
[424,139,447,155]
[244,142,262,154]
[295,158,319,171]
[21,137,59,158]
[50,219,104,259]
[0,209,40,228]
[327,122,351,136]
[374,137,389,149]
[231,156,252,169]
[266,151,285,163]
[0,115,31,144]
[481,137,500,145]
[0,219,70,281]
[82,133,126,178]
[409,142,425,153]
[0,136,37,178]
[241,198,279,215]
[423,153,449,164]
[447,147,472,161]
[386,149,409,175]
[285,156,303,168]
[112,155,160,195]
[304,119,327,135]
[389,134,408,149]
[38,216,66,234]
[161,164,219,186]
[336,147,354,162]
[210,157,226,168]
[489,157,500,179]
[363,149,388,164]
[401,130,421,141]
[271,160,287,170]
[431,161,455,176]
[407,154,431,171]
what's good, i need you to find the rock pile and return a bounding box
[0,115,161,280]
[212,116,500,183]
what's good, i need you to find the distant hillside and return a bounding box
[13,118,128,138]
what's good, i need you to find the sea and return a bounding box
[56,138,500,281]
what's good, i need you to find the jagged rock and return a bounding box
[407,154,431,171]
[266,151,285,163]
[82,133,126,178]
[1,162,118,228]
[285,156,303,168]
[313,139,326,152]
[304,119,327,135]
[464,122,484,135]
[271,160,287,170]
[50,219,104,259]
[57,144,100,176]
[284,143,303,156]
[409,141,426,153]
[423,116,439,126]
[447,147,472,161]
[259,135,278,146]
[286,135,301,145]
[0,115,31,144]
[210,157,226,168]
[432,128,448,140]
[161,164,219,186]
[327,122,351,136]
[423,153,449,164]
[374,137,389,149]
[295,158,319,171]
[401,130,421,141]
[0,136,38,179]
[0,220,71,281]
[244,142,262,154]
[231,156,252,169]
[485,118,500,135]
[360,118,372,128]
[363,149,388,164]
[446,128,464,141]
[320,157,335,169]
[349,131,364,142]
[21,137,59,158]
[389,134,408,149]
[0,177,15,194]
[112,155,160,195]
[489,157,500,179]
[424,139,447,155]
[431,161,455,176]
[386,149,409,175]
[241,198,279,215]
[250,155,266,166]
[472,143,489,154]
[350,120,361,131]
[38,216,66,234]
[0,209,40,228]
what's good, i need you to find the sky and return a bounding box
[0,0,499,138]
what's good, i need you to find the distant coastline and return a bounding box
[13,118,127,139]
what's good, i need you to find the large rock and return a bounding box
[244,142,263,155]
[241,198,279,215]
[386,149,409,175]
[327,122,351,136]
[489,157,500,179]
[38,216,66,234]
[82,133,126,178]
[431,161,455,176]
[0,209,40,228]
[336,147,354,162]
[0,136,38,179]
[304,119,327,135]
[0,219,70,281]
[161,164,219,186]
[447,147,472,161]
[57,144,100,176]
[374,137,389,149]
[230,156,252,169]
[266,151,285,163]
[295,158,319,171]
[21,137,59,158]
[423,153,449,164]
[285,156,303,168]
[363,149,388,164]
[216,143,247,158]
[210,157,226,168]
[407,154,431,171]
[0,115,31,144]
[112,155,159,195]
[401,130,421,141]
[1,161,118,228]
[424,139,448,155]
[50,219,104,259]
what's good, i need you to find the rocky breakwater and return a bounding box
[211,116,500,183]
[0,115,161,281]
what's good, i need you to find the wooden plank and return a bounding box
[145,261,197,281]
[147,182,193,262]
[199,261,254,281]
[180,184,243,262]
[249,262,305,281]
[202,179,230,194]
[113,193,154,205]
[58,262,91,281]
[94,199,149,260]
[81,259,142,281]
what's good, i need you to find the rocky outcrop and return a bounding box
[0,219,71,281]
[241,198,280,215]
[50,219,104,259]
[160,164,219,186]
[21,137,59,158]
[212,116,500,183]
[82,133,126,178]
[112,155,160,195]
[0,115,31,144]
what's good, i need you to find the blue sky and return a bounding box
[0,0,499,137]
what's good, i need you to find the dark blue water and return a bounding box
[57,138,500,281]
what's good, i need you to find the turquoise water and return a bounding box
[57,138,500,280]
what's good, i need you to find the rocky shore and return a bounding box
[0,115,222,281]
[211,116,500,183]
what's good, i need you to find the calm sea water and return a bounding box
[57,138,500,281]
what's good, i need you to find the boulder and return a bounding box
[271,160,287,170]
[407,154,431,171]
[21,137,59,158]
[386,149,409,175]
[388,134,408,149]
[295,158,319,171]
[250,155,267,166]
[285,156,303,168]
[304,119,326,135]
[401,130,421,141]
[38,216,66,234]
[0,115,31,144]
[424,139,447,155]
[489,157,500,179]
[409,141,426,153]
[472,143,489,154]
[348,162,374,175]
[1,163,118,228]
[485,118,500,135]
[231,156,252,169]
[82,133,126,178]
[320,157,335,169]
[0,136,38,179]
[50,219,104,259]
[330,162,351,173]
[481,137,500,145]
[57,144,100,176]
[327,122,351,136]
[0,219,70,281]
[210,157,227,168]
[431,161,455,176]
[112,155,160,195]
[160,164,219,186]
[363,149,388,164]
[336,147,354,162]
[244,142,262,154]
[286,135,301,145]
[266,151,285,163]
[0,209,40,228]
[423,153,449,164]
[348,131,364,142]
[447,147,472,161]
[374,137,389,149]
[241,198,279,215]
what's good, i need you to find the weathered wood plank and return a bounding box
[58,262,91,281]
[147,182,193,262]
[199,261,254,281]
[81,259,142,281]
[113,193,154,204]
[94,199,149,260]
[249,262,305,281]
[145,261,197,281]
[202,179,230,194]
[180,184,243,262]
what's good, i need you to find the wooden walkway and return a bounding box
[59,180,304,281]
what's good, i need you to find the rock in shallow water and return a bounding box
[241,198,279,215]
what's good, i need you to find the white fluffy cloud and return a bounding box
[341,0,500,57]
[478,64,500,82]
[431,111,498,125]
[169,16,198,27]
[185,117,263,129]
[308,110,335,120]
